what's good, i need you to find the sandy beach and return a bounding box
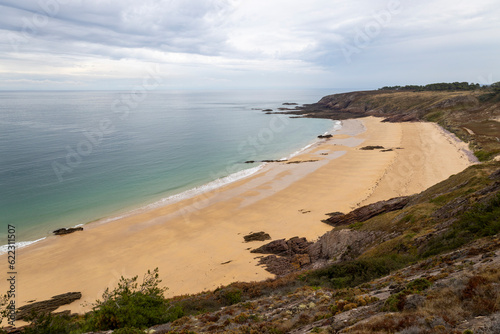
[0,117,475,316]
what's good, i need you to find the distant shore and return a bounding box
[0,116,475,315]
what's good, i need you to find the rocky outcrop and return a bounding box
[252,231,381,274]
[252,237,313,276]
[251,237,312,256]
[308,229,381,263]
[323,196,410,226]
[17,292,82,320]
[317,134,333,139]
[244,232,271,242]
[53,227,83,236]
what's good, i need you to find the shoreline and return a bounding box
[0,120,340,255]
[0,117,475,316]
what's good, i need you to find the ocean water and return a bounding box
[0,89,336,250]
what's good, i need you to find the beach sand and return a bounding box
[0,117,475,317]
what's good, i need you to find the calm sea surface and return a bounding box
[0,89,337,249]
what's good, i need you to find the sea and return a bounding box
[0,89,340,252]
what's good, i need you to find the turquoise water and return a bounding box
[0,89,335,247]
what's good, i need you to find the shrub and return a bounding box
[383,279,432,312]
[406,278,432,293]
[475,150,494,162]
[305,254,415,289]
[219,288,242,305]
[21,312,78,334]
[87,268,181,330]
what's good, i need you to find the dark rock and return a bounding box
[323,196,410,226]
[53,227,83,236]
[256,255,294,276]
[251,237,311,256]
[317,134,333,139]
[262,109,273,112]
[261,159,286,163]
[244,232,271,242]
[381,149,394,152]
[17,292,82,320]
[244,160,255,163]
[252,237,313,275]
[255,253,312,276]
[252,239,289,255]
[286,160,318,164]
[283,103,298,105]
[360,145,385,150]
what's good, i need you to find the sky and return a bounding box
[0,0,499,90]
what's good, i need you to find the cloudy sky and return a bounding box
[0,0,499,90]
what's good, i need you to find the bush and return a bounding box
[406,278,432,293]
[21,312,78,334]
[305,254,415,289]
[219,288,243,305]
[383,278,432,312]
[87,268,181,330]
[475,150,495,162]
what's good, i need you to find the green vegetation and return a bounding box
[21,312,80,334]
[219,288,243,305]
[12,268,184,334]
[422,192,500,257]
[379,82,481,91]
[87,268,181,330]
[475,149,496,162]
[305,254,416,289]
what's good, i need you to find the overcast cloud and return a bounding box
[0,0,499,90]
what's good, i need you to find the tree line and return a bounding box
[379,82,482,91]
